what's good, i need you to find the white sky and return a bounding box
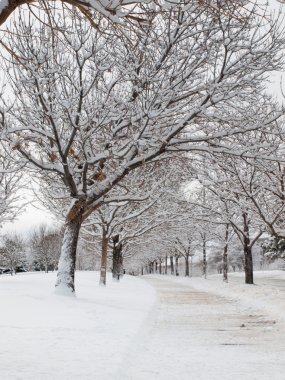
[1,203,56,235]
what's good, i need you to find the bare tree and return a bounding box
[30,224,62,272]
[0,154,25,226]
[0,0,256,29]
[174,236,196,277]
[82,182,176,285]
[0,97,26,228]
[192,153,269,284]
[0,0,150,28]
[1,3,284,292]
[0,232,26,274]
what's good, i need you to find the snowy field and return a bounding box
[0,272,156,380]
[1,271,285,380]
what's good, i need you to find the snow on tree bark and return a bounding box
[99,231,108,286]
[55,201,84,293]
[242,213,254,285]
[0,0,149,27]
[112,235,123,281]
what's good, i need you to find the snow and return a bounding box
[122,272,285,380]
[171,270,285,322]
[1,270,285,379]
[0,271,156,380]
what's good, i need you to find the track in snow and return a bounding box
[121,276,285,380]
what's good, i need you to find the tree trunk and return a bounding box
[244,244,254,284]
[223,243,229,283]
[223,224,229,283]
[185,255,189,277]
[165,254,168,275]
[100,231,108,286]
[112,235,123,281]
[202,238,207,279]
[175,256,179,276]
[159,260,162,274]
[55,214,82,293]
[170,256,174,275]
[141,266,144,275]
[243,213,254,284]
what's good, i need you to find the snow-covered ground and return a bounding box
[1,270,285,380]
[0,272,156,380]
[121,272,285,380]
[172,270,285,323]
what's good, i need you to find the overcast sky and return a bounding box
[2,205,56,235]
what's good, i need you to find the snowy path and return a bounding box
[122,275,285,380]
